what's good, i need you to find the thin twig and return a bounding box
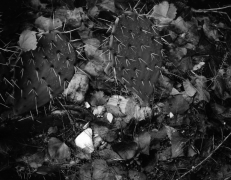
[192,5,231,12]
[177,131,231,180]
[191,7,231,23]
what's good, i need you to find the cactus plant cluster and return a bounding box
[5,31,77,115]
[108,12,163,104]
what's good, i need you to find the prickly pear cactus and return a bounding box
[0,52,11,112]
[109,12,162,104]
[11,31,76,115]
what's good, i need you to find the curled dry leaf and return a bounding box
[150,1,177,25]
[55,7,88,28]
[35,16,62,31]
[106,95,126,117]
[93,105,106,116]
[171,16,188,32]
[92,120,117,142]
[88,6,100,18]
[83,40,110,76]
[17,151,45,169]
[63,72,89,104]
[193,61,205,71]
[134,106,152,122]
[18,30,38,52]
[90,91,108,106]
[172,17,200,46]
[106,95,151,122]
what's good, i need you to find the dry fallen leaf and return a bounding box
[129,170,147,180]
[92,159,123,180]
[35,16,62,31]
[90,91,108,106]
[98,0,115,13]
[203,17,220,41]
[55,7,89,28]
[83,41,110,76]
[92,159,109,180]
[88,6,100,18]
[18,30,38,52]
[17,151,45,169]
[151,1,177,24]
[164,126,186,158]
[79,163,92,180]
[92,120,117,142]
[193,61,205,71]
[183,79,197,97]
[171,17,200,46]
[48,137,71,162]
[192,75,210,103]
[30,0,47,9]
[63,72,89,104]
[112,141,138,160]
[135,131,151,155]
[163,94,190,114]
[106,95,126,117]
[98,149,122,161]
[93,106,106,116]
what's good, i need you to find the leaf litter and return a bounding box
[2,0,231,180]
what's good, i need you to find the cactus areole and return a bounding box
[12,31,76,115]
[109,12,163,104]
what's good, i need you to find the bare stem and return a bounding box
[177,131,231,180]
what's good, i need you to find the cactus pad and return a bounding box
[109,12,163,104]
[12,31,76,115]
[0,52,11,111]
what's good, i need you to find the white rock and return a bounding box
[75,128,94,153]
[169,112,174,118]
[85,102,91,109]
[106,112,113,123]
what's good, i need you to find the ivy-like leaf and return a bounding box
[151,1,177,24]
[18,30,38,52]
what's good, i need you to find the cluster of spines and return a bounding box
[107,11,163,104]
[1,31,77,115]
